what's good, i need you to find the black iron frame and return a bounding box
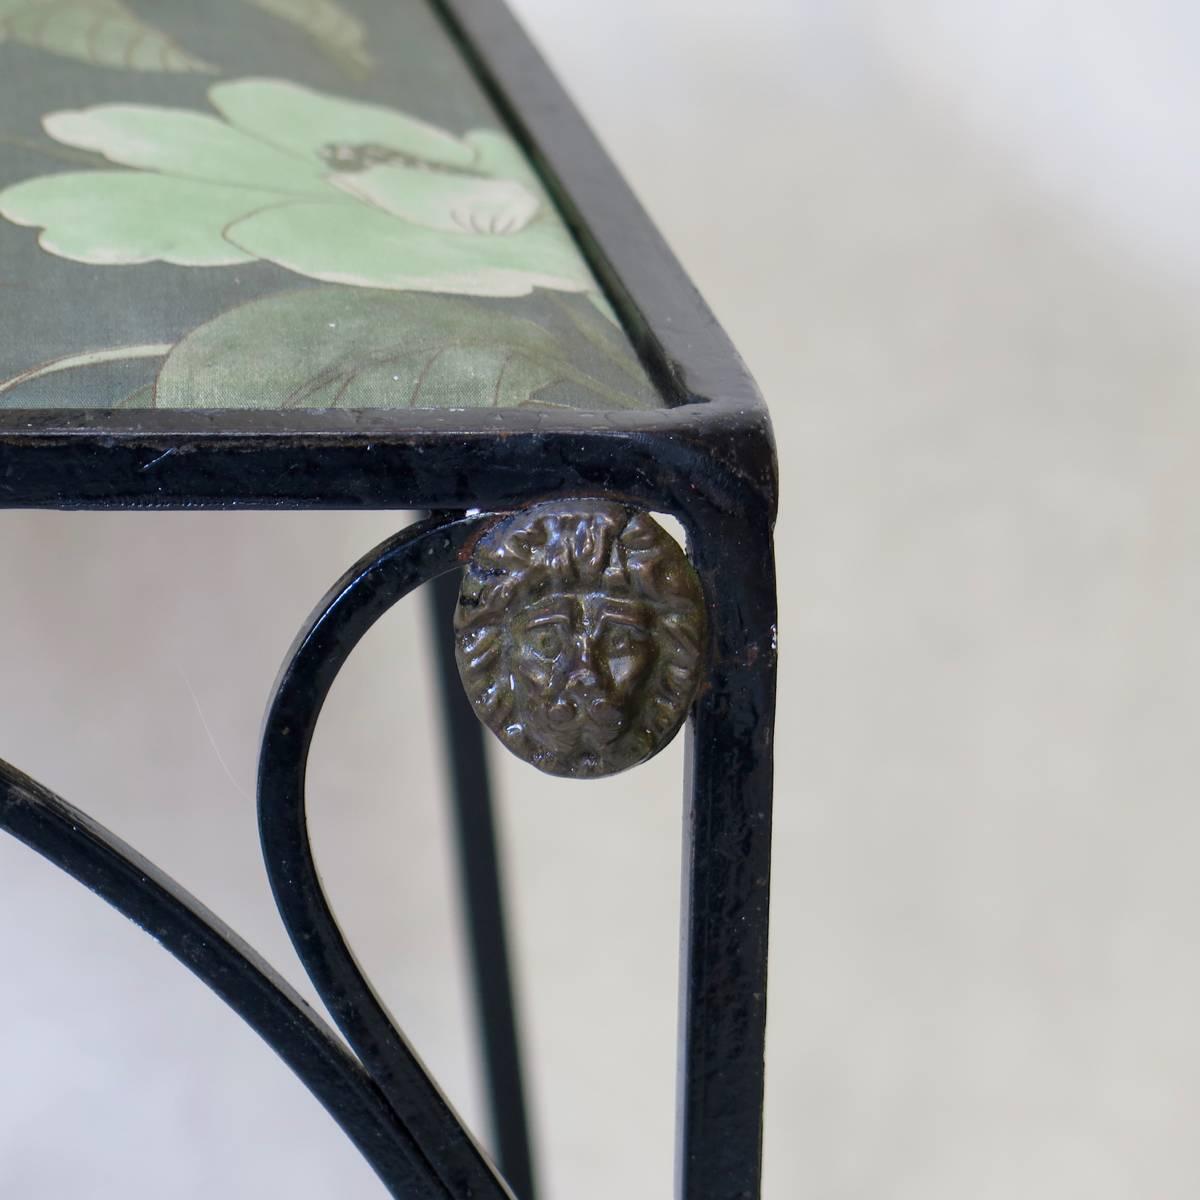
[0,1,778,1197]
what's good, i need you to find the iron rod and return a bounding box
[428,568,538,1200]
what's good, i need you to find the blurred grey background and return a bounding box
[3,0,1199,1196]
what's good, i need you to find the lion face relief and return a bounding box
[453,501,707,778]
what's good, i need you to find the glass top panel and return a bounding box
[0,0,661,412]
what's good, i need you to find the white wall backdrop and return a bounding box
[2,2,1199,1197]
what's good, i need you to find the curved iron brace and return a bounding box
[258,510,514,1200]
[0,758,447,1199]
[0,511,512,1200]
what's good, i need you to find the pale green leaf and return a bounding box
[0,0,213,71]
[42,104,330,194]
[224,201,593,297]
[240,0,373,75]
[0,171,281,266]
[208,78,473,169]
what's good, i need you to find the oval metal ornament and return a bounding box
[454,501,707,779]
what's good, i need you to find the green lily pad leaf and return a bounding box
[153,286,662,411]
[0,0,214,71]
[115,383,156,409]
[241,0,372,75]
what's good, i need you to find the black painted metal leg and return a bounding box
[428,568,538,1200]
[676,512,777,1200]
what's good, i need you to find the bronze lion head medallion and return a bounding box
[454,501,707,778]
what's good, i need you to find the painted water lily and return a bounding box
[0,77,598,298]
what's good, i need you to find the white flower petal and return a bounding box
[465,129,546,193]
[329,164,540,235]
